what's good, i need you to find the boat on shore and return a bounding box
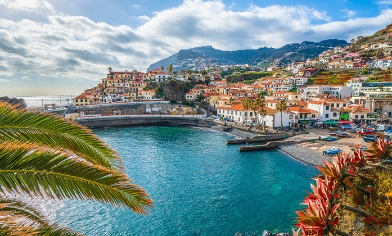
[323,147,342,155]
[363,135,377,142]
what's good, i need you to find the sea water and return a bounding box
[18,95,74,108]
[52,126,318,235]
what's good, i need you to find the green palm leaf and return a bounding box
[0,103,122,171]
[0,141,153,214]
[0,199,81,236]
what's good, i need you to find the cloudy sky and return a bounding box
[1,0,392,96]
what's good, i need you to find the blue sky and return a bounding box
[0,0,392,96]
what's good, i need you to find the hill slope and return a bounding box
[147,39,348,72]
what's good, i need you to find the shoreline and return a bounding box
[204,123,332,167]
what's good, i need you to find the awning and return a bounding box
[299,120,312,123]
[338,120,352,124]
[323,120,338,125]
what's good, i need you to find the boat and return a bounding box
[324,147,342,155]
[363,135,377,142]
[357,128,375,135]
[323,136,338,141]
[329,132,338,136]
[336,131,350,138]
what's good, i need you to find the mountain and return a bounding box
[147,39,348,72]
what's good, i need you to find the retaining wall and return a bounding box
[75,115,209,128]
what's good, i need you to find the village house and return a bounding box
[216,103,256,123]
[257,107,295,129]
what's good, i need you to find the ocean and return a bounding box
[18,95,74,108]
[48,126,318,235]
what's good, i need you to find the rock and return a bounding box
[262,230,274,236]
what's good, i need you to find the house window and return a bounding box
[325,114,329,118]
[311,114,315,118]
[304,114,307,118]
[337,104,340,108]
[300,114,303,118]
[355,115,358,119]
[343,104,347,107]
[331,104,334,107]
[326,106,330,110]
[361,115,364,119]
[333,113,337,117]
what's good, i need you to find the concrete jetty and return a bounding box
[226,133,290,144]
[239,140,292,152]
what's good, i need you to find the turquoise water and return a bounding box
[54,126,318,235]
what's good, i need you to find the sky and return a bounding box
[1,0,392,96]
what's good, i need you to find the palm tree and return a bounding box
[255,97,266,130]
[276,99,287,132]
[0,102,153,234]
[248,100,257,126]
[242,97,251,124]
[167,64,173,76]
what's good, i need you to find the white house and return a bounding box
[295,77,309,86]
[307,101,331,121]
[258,107,296,128]
[303,85,354,100]
[217,103,256,123]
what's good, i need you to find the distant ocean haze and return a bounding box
[18,95,74,108]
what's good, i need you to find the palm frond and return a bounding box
[0,199,46,227]
[0,102,122,171]
[0,199,81,236]
[35,225,82,236]
[0,141,153,214]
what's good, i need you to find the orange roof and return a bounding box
[308,101,324,105]
[289,107,318,114]
[229,103,247,111]
[74,94,88,99]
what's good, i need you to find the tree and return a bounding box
[255,97,266,130]
[167,64,173,76]
[276,99,287,131]
[0,102,153,234]
[161,66,164,71]
[241,97,251,123]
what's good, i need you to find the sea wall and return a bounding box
[75,115,209,128]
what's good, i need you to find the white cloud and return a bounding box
[138,15,150,22]
[0,0,54,12]
[0,79,10,82]
[22,76,30,80]
[340,9,356,18]
[377,1,392,5]
[133,4,140,8]
[1,0,392,90]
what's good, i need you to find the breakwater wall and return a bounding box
[75,115,209,128]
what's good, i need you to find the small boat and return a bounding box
[329,132,338,136]
[323,136,338,141]
[363,136,377,142]
[358,129,375,135]
[336,132,349,138]
[325,147,342,155]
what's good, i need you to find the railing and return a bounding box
[75,114,206,121]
